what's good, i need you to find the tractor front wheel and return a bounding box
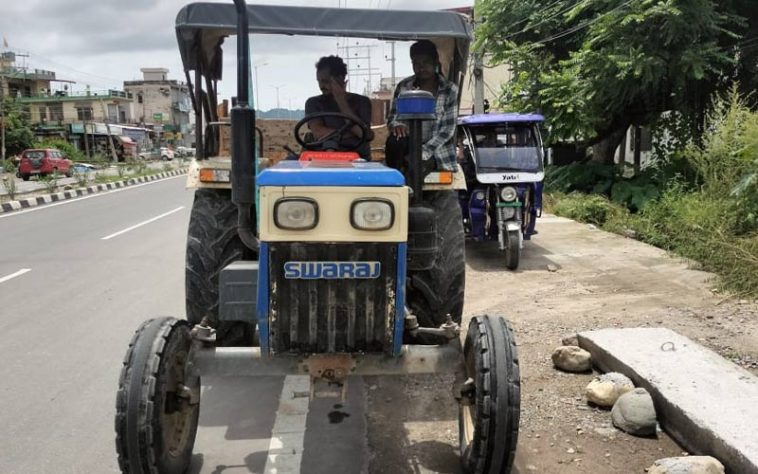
[459,315,520,474]
[115,317,199,474]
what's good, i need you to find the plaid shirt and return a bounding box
[387,73,459,171]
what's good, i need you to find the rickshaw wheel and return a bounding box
[116,318,200,474]
[504,231,520,270]
[459,315,520,474]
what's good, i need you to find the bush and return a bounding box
[34,138,86,163]
[40,172,60,194]
[550,192,628,227]
[2,175,17,200]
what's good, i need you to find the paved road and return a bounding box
[0,176,372,474]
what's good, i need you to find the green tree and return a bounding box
[1,97,34,159]
[476,0,757,162]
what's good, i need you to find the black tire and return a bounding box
[504,230,520,271]
[186,188,256,346]
[116,317,199,474]
[21,174,30,181]
[407,190,465,332]
[459,315,520,474]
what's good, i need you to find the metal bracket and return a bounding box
[301,354,356,401]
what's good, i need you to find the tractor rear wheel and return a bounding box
[407,190,465,334]
[116,317,199,474]
[186,188,256,346]
[459,315,520,474]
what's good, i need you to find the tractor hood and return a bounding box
[257,161,405,187]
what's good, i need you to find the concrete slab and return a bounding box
[578,328,758,474]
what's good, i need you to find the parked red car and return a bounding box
[18,148,73,181]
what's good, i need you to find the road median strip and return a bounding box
[0,168,188,214]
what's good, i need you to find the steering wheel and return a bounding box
[294,112,370,152]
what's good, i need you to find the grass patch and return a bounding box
[546,89,758,298]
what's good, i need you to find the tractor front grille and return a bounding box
[268,242,397,354]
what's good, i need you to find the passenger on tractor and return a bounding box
[385,40,459,175]
[304,55,374,158]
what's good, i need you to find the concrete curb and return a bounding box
[0,168,188,214]
[578,328,758,474]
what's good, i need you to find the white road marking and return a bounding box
[0,174,185,219]
[0,268,31,284]
[264,375,310,473]
[101,206,185,240]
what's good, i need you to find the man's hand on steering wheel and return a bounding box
[294,112,371,151]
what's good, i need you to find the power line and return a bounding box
[533,0,634,46]
[500,0,581,42]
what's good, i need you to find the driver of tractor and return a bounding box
[385,40,459,175]
[304,55,374,158]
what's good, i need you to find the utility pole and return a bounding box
[338,43,379,94]
[0,82,5,164]
[99,99,119,163]
[390,41,396,90]
[471,8,485,114]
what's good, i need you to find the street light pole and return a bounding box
[271,85,284,111]
[253,61,268,111]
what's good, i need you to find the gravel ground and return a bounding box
[366,214,757,473]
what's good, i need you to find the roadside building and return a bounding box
[123,68,192,147]
[1,50,149,160]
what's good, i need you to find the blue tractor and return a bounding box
[115,2,520,473]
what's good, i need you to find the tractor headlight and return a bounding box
[351,199,394,230]
[500,186,517,202]
[274,198,318,230]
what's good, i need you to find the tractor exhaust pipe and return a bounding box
[231,0,258,250]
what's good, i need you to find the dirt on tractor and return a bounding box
[365,214,758,474]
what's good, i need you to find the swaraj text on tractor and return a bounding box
[115,2,520,473]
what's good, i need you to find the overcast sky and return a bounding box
[1,0,473,111]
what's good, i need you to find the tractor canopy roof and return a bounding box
[175,3,473,81]
[458,113,545,126]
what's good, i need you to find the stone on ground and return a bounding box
[552,345,592,372]
[647,456,725,474]
[611,388,657,436]
[578,327,758,473]
[586,372,635,407]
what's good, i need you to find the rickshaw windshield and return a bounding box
[469,124,542,173]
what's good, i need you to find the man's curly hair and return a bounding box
[315,55,348,77]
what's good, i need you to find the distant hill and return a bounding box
[257,108,305,120]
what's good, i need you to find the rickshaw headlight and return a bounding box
[501,186,517,202]
[474,190,486,201]
[274,198,318,230]
[351,199,394,230]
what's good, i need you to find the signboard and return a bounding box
[70,123,85,134]
[153,113,163,122]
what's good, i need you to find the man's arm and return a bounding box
[306,96,333,140]
[421,82,458,161]
[387,79,409,138]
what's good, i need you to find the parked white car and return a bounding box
[138,147,174,161]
